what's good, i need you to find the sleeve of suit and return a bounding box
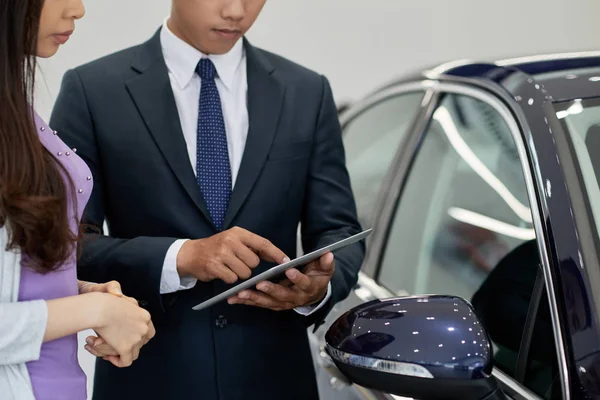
[300,75,365,329]
[50,69,177,317]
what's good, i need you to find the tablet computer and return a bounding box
[192,228,372,311]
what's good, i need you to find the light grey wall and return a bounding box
[37,0,600,120]
[33,1,600,397]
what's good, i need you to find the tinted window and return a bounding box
[377,93,559,398]
[343,91,424,225]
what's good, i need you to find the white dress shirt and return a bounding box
[158,21,330,315]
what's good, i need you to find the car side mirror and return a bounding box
[325,295,507,400]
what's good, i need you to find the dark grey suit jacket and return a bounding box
[50,29,363,400]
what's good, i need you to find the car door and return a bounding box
[358,84,563,400]
[311,85,428,400]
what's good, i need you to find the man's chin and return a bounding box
[203,36,242,55]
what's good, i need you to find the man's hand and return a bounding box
[227,252,335,311]
[176,227,289,284]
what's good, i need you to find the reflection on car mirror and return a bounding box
[325,295,508,400]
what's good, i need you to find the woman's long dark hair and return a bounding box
[0,0,77,272]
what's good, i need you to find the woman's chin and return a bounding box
[36,43,60,58]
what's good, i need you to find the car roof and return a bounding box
[435,51,600,77]
[374,51,600,102]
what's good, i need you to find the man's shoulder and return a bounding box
[70,41,149,84]
[253,46,324,87]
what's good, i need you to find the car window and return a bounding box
[377,93,559,399]
[343,91,424,225]
[554,97,600,241]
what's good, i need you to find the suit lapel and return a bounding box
[223,40,286,229]
[125,31,212,224]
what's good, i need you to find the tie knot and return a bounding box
[197,58,216,80]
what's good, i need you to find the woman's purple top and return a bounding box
[17,113,93,400]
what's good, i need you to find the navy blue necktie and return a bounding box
[196,58,232,231]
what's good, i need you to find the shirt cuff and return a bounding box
[294,282,332,316]
[160,239,197,294]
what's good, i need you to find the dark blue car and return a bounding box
[311,52,600,400]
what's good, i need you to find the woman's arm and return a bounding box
[0,294,104,365]
[47,279,131,343]
[46,291,154,367]
[0,290,152,368]
[44,293,105,342]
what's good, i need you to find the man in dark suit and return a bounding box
[50,1,364,399]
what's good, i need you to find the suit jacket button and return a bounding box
[216,315,228,328]
[138,300,148,307]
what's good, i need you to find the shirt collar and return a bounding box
[160,19,244,91]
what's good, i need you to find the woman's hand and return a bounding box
[78,280,122,296]
[89,293,155,368]
[80,279,126,360]
[80,281,155,367]
[84,336,118,358]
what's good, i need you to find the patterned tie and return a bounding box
[196,58,232,231]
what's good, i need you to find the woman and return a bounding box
[0,0,155,399]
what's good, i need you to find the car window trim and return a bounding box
[339,82,432,128]
[359,85,440,278]
[365,81,569,400]
[339,82,436,277]
[494,368,544,400]
[515,266,546,382]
